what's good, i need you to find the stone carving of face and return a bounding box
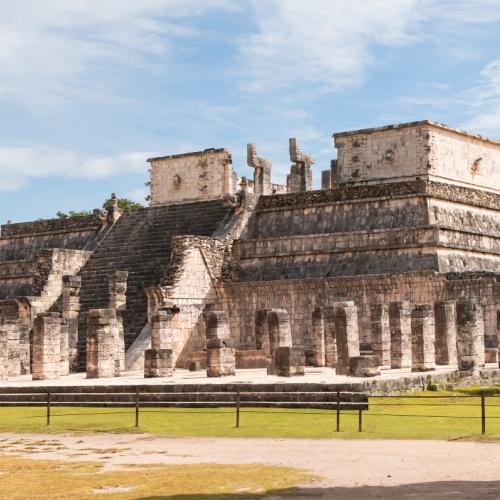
[173,174,182,188]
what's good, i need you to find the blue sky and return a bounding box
[1,0,500,223]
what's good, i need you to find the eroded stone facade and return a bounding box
[1,120,499,382]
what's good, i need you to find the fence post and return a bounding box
[481,392,486,435]
[358,409,362,433]
[46,391,51,426]
[336,390,340,432]
[235,389,240,429]
[135,389,140,428]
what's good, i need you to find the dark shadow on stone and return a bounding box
[140,480,500,499]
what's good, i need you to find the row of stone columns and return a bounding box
[309,298,487,376]
[0,270,130,381]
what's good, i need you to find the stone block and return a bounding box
[485,348,498,364]
[456,299,484,373]
[144,349,173,378]
[32,313,61,381]
[0,326,8,381]
[273,346,305,377]
[411,304,436,372]
[207,348,236,377]
[86,308,115,379]
[349,355,380,377]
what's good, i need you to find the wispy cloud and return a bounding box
[0,146,150,192]
[239,0,500,94]
[0,0,236,110]
[239,0,424,93]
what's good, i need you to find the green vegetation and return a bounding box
[56,210,92,219]
[56,197,143,219]
[0,391,499,440]
[102,197,143,212]
[0,456,312,499]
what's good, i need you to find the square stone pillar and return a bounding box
[324,309,337,367]
[434,301,458,365]
[411,304,436,372]
[310,308,326,367]
[59,319,70,376]
[370,303,391,368]
[206,311,236,378]
[456,299,485,373]
[332,301,360,376]
[108,271,128,376]
[0,324,8,381]
[144,349,173,378]
[86,308,115,379]
[207,347,236,377]
[274,346,305,376]
[266,309,298,376]
[144,307,175,378]
[62,275,81,373]
[389,301,412,369]
[32,313,61,380]
[1,320,21,377]
[18,323,31,376]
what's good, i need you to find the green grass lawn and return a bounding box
[0,390,499,440]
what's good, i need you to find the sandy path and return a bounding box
[0,433,499,497]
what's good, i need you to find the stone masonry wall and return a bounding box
[333,121,500,193]
[148,149,239,205]
[222,272,499,352]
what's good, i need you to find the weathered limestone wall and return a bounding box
[236,180,500,280]
[223,272,499,353]
[148,149,239,205]
[333,121,500,193]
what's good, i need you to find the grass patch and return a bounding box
[0,456,313,499]
[0,390,498,440]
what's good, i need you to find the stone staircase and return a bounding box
[64,200,232,370]
[0,383,369,410]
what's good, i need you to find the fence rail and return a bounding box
[0,390,498,435]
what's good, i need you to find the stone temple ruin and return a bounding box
[0,120,499,384]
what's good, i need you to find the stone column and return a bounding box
[1,320,21,377]
[324,308,337,367]
[310,308,326,367]
[287,138,314,193]
[370,303,391,368]
[267,308,303,376]
[411,304,436,372]
[32,313,61,380]
[62,275,81,373]
[456,299,484,373]
[59,319,70,376]
[18,323,31,375]
[332,301,360,376]
[247,143,271,196]
[435,301,458,365]
[389,301,412,369]
[108,271,128,376]
[206,311,235,378]
[0,323,8,381]
[86,308,115,379]
[144,307,174,378]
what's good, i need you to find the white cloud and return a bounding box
[240,0,500,93]
[0,0,236,110]
[463,60,500,134]
[0,146,150,192]
[240,0,423,92]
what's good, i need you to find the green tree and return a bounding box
[102,197,143,211]
[56,210,92,219]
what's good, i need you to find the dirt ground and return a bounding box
[0,433,499,498]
